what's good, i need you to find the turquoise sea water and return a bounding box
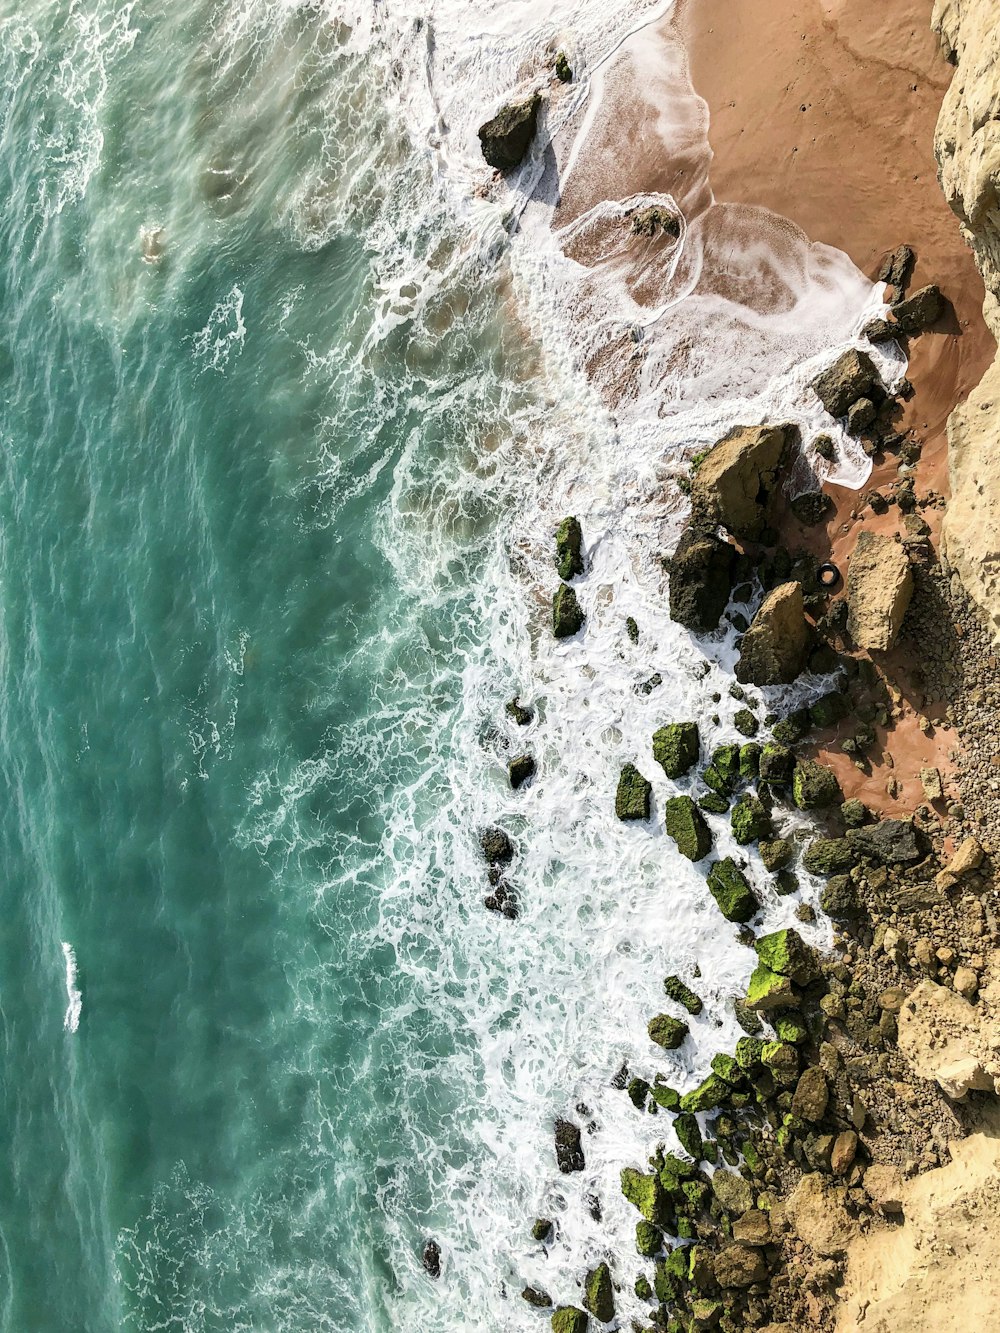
[0,4,547,1328]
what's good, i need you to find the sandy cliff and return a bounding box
[935,0,1000,633]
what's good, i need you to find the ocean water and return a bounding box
[0,2,901,1330]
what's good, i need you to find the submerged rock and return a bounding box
[422,1239,441,1278]
[664,796,712,861]
[522,1286,552,1308]
[531,1217,553,1243]
[554,1119,585,1173]
[505,696,534,726]
[706,857,759,923]
[508,754,536,789]
[812,348,885,418]
[846,529,913,651]
[555,516,584,580]
[652,722,700,779]
[616,763,652,821]
[478,93,541,172]
[735,583,811,686]
[690,423,797,539]
[553,582,585,638]
[667,524,736,632]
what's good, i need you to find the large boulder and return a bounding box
[846,530,913,651]
[897,979,998,1099]
[555,516,584,580]
[478,94,541,172]
[891,284,944,334]
[583,1263,614,1323]
[553,583,585,638]
[551,1307,588,1333]
[735,583,810,686]
[812,348,885,418]
[667,524,736,632]
[664,795,712,861]
[616,764,652,821]
[785,1173,855,1256]
[690,423,797,538]
[846,818,925,865]
[707,857,759,923]
[713,1244,768,1289]
[653,722,700,779]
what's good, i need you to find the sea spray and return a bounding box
[61,942,82,1033]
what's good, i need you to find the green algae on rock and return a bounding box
[478,93,541,172]
[759,741,794,785]
[652,722,700,779]
[664,795,712,861]
[679,1074,730,1114]
[792,758,843,809]
[753,928,817,985]
[664,974,703,1015]
[636,1219,663,1258]
[616,763,652,821]
[550,1305,589,1333]
[803,837,856,875]
[553,582,584,638]
[583,1263,614,1323]
[621,1168,669,1225]
[730,791,772,845]
[702,743,741,795]
[706,857,758,923]
[745,961,798,1011]
[673,1111,704,1161]
[760,837,792,871]
[555,516,584,580]
[648,1013,689,1049]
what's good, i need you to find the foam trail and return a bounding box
[61,943,82,1034]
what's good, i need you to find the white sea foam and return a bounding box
[62,942,82,1034]
[192,284,248,372]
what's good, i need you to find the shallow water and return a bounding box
[0,1,896,1329]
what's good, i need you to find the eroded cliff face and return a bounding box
[934,0,1000,634]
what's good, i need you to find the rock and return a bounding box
[897,979,996,1099]
[621,1168,668,1224]
[846,530,913,651]
[762,1039,799,1085]
[714,1244,768,1289]
[679,1073,730,1114]
[690,423,796,539]
[830,1130,858,1176]
[745,961,797,1011]
[812,348,885,418]
[664,795,713,861]
[919,766,944,801]
[891,283,944,333]
[664,975,703,1015]
[841,798,871,828]
[555,516,584,580]
[523,1286,552,1308]
[531,1218,553,1243]
[759,742,794,785]
[712,1169,753,1215]
[625,615,639,643]
[847,819,925,865]
[506,697,534,726]
[554,1119,585,1173]
[754,929,818,984]
[478,93,541,171]
[481,827,514,865]
[803,837,856,875]
[863,1164,904,1215]
[739,743,762,779]
[554,51,572,82]
[629,205,681,238]
[616,764,652,821]
[583,1263,614,1323]
[636,1219,662,1258]
[674,1111,704,1160]
[734,707,759,737]
[947,836,985,878]
[653,722,700,779]
[551,1307,589,1333]
[954,966,979,1000]
[792,759,844,810]
[707,857,759,923]
[791,1067,829,1122]
[735,583,811,686]
[878,243,915,289]
[667,524,736,632]
[553,583,585,638]
[786,1173,855,1255]
[422,1239,441,1277]
[846,397,877,434]
[509,754,536,789]
[760,838,792,871]
[731,791,772,845]
[648,1013,689,1050]
[790,490,833,525]
[703,743,741,795]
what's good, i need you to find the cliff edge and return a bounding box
[935,0,1000,634]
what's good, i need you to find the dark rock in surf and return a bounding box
[481,827,514,866]
[422,1239,441,1278]
[478,94,541,172]
[509,754,536,789]
[554,1118,585,1173]
[667,524,736,632]
[553,583,585,638]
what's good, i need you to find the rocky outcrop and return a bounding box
[735,582,811,685]
[934,0,1000,636]
[690,423,796,538]
[897,977,999,1099]
[846,530,913,651]
[478,94,541,171]
[667,524,736,632]
[811,348,885,419]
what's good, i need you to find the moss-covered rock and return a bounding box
[735,1036,765,1070]
[803,837,856,874]
[583,1263,614,1323]
[821,873,864,920]
[509,754,536,789]
[679,1074,730,1114]
[738,743,761,780]
[554,51,572,82]
[730,791,772,845]
[745,961,797,1011]
[553,583,585,638]
[551,1306,589,1333]
[652,721,701,779]
[636,1219,663,1258]
[664,796,713,861]
[627,1077,650,1109]
[522,1285,552,1308]
[621,1167,669,1225]
[772,708,811,747]
[506,697,534,726]
[759,838,792,871]
[616,763,652,821]
[648,1013,689,1050]
[758,741,794,785]
[710,1052,743,1085]
[668,523,737,632]
[651,1082,681,1111]
[761,1040,800,1086]
[774,1013,808,1044]
[792,759,844,809]
[698,792,730,815]
[703,744,741,794]
[733,708,759,737]
[711,1169,753,1215]
[555,516,584,581]
[753,928,818,984]
[674,1111,704,1160]
[706,857,759,923]
[809,690,849,729]
[634,1273,653,1301]
[841,798,871,828]
[478,93,542,172]
[664,974,703,1015]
